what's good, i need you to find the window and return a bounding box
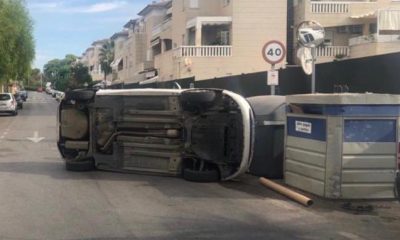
[189,0,198,8]
[220,31,230,45]
[324,30,334,46]
[118,59,123,71]
[337,26,347,33]
[349,25,363,34]
[164,39,173,51]
[0,94,11,101]
[369,23,377,34]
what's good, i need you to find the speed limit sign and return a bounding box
[262,40,286,65]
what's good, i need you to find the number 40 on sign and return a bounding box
[262,40,286,65]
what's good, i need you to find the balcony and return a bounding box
[295,1,378,27]
[311,1,350,14]
[349,34,400,46]
[175,46,232,57]
[315,46,350,58]
[152,19,172,37]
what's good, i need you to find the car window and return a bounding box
[0,94,11,101]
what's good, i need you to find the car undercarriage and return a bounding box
[58,89,254,182]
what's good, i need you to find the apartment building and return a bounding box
[110,31,129,83]
[141,0,288,82]
[136,0,172,83]
[293,0,400,63]
[80,39,108,81]
[122,19,148,84]
[79,0,400,86]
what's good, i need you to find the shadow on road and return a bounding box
[0,160,281,200]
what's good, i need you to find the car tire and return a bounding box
[66,90,95,101]
[65,159,95,172]
[12,110,18,116]
[183,167,220,183]
[181,90,218,112]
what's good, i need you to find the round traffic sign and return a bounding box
[262,41,286,65]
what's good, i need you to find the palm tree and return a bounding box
[98,40,115,81]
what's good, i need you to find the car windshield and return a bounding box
[0,94,11,101]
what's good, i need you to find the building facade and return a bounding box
[148,0,288,81]
[293,0,400,63]
[78,0,400,85]
[81,39,108,81]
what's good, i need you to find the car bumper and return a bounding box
[0,106,15,111]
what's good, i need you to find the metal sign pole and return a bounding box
[311,47,316,93]
[271,64,275,96]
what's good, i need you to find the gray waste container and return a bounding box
[247,96,286,179]
[285,93,400,199]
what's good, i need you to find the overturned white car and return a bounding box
[57,88,255,182]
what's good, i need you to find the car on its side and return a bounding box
[57,88,255,182]
[0,93,18,116]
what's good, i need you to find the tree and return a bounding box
[43,55,92,91]
[0,0,35,86]
[70,63,92,89]
[27,68,42,88]
[99,40,115,81]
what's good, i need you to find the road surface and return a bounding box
[0,91,398,240]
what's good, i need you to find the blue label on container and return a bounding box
[287,117,326,141]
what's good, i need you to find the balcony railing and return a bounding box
[310,1,375,14]
[311,2,349,14]
[152,19,172,36]
[315,46,350,58]
[175,46,232,57]
[349,34,400,46]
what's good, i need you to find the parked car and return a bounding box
[18,90,28,101]
[14,93,24,109]
[46,87,53,95]
[55,91,65,101]
[57,88,255,182]
[0,93,18,116]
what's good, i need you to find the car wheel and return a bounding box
[13,110,18,116]
[182,159,220,182]
[65,159,95,172]
[181,90,218,112]
[183,168,220,183]
[65,90,95,101]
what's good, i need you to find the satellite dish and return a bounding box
[297,47,313,75]
[297,21,325,48]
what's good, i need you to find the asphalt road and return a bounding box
[0,91,399,240]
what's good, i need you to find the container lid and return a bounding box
[287,93,400,105]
